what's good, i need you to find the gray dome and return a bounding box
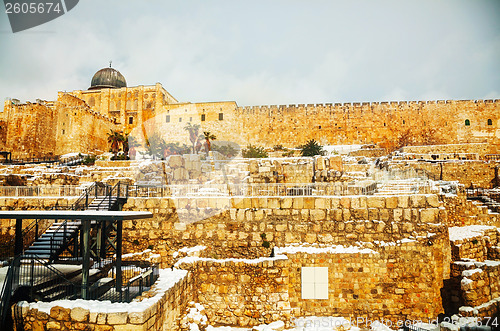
[89,67,127,90]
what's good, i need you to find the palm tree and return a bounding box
[145,132,167,159]
[107,130,123,154]
[184,123,201,154]
[203,131,216,153]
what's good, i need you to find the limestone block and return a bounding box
[50,306,70,321]
[352,208,368,220]
[114,324,146,331]
[368,208,379,220]
[281,198,292,209]
[420,209,438,223]
[398,196,409,208]
[70,307,89,322]
[367,196,385,208]
[304,198,315,209]
[292,197,303,209]
[174,222,187,231]
[379,209,389,222]
[315,198,326,209]
[340,197,351,208]
[268,198,279,209]
[342,209,351,221]
[310,209,326,221]
[249,160,259,174]
[376,221,386,232]
[427,195,440,207]
[411,195,427,208]
[305,233,317,243]
[46,321,61,330]
[276,224,287,232]
[386,196,398,209]
[330,197,340,209]
[393,209,403,222]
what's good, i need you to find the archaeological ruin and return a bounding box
[0,67,499,331]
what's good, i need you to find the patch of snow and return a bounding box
[253,321,285,331]
[461,277,473,286]
[449,225,496,241]
[174,245,207,258]
[275,243,377,255]
[175,255,288,268]
[462,268,482,277]
[25,268,187,314]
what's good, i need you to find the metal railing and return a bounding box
[0,185,85,197]
[485,154,500,161]
[91,182,129,211]
[0,255,159,330]
[127,181,378,197]
[0,219,54,260]
[0,156,60,165]
[106,262,159,302]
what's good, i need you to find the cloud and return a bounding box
[0,0,499,108]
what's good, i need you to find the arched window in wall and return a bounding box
[465,119,470,126]
[488,119,493,126]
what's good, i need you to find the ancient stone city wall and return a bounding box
[0,101,57,159]
[1,94,119,159]
[2,95,500,158]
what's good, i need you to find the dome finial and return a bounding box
[109,60,112,68]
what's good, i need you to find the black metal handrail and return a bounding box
[0,255,21,330]
[93,181,128,211]
[72,182,110,210]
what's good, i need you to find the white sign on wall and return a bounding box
[301,267,328,300]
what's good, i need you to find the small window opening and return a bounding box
[179,117,182,122]
[201,114,206,121]
[166,115,170,123]
[487,119,492,126]
[129,117,133,124]
[465,119,470,126]
[62,129,65,135]
[318,125,321,129]
[402,120,405,124]
[219,113,223,120]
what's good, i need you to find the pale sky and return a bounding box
[0,0,499,107]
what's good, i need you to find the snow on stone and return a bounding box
[252,321,285,331]
[187,303,208,325]
[373,239,416,247]
[175,255,288,268]
[462,268,482,277]
[448,225,497,241]
[24,268,187,314]
[122,249,152,259]
[461,277,473,287]
[174,245,207,258]
[275,243,377,255]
